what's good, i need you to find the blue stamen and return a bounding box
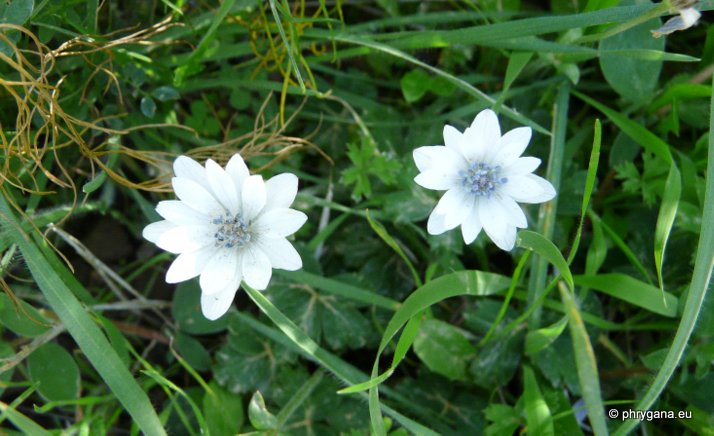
[460,162,507,197]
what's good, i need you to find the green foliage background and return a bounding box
[0,0,713,434]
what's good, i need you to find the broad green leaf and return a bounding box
[203,381,244,435]
[574,273,677,317]
[175,332,211,372]
[599,0,664,104]
[0,341,14,396]
[27,343,80,402]
[485,404,520,436]
[248,390,278,430]
[526,316,568,355]
[654,165,681,294]
[0,293,51,337]
[0,196,166,436]
[172,282,228,335]
[523,366,554,436]
[0,0,33,24]
[400,69,431,103]
[470,329,523,389]
[413,319,475,381]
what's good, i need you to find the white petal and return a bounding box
[156,225,213,254]
[206,159,241,215]
[443,125,464,152]
[156,200,209,226]
[200,281,240,321]
[494,195,528,228]
[258,236,302,271]
[444,193,475,229]
[256,208,307,237]
[264,173,298,211]
[479,200,516,251]
[680,7,701,28]
[427,211,448,235]
[503,157,541,177]
[414,145,467,172]
[172,177,225,214]
[242,248,272,290]
[462,109,501,162]
[142,220,176,244]
[492,127,532,166]
[242,175,267,221]
[166,245,215,283]
[433,188,468,217]
[173,156,209,189]
[461,200,482,244]
[502,174,556,204]
[225,153,250,188]
[199,249,240,295]
[414,169,460,190]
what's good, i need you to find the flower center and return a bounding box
[460,162,507,197]
[212,212,251,249]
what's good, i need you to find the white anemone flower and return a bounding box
[413,109,556,251]
[143,154,307,320]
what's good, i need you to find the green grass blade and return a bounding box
[574,274,677,317]
[614,64,714,436]
[0,196,166,436]
[242,286,438,435]
[518,230,574,292]
[365,209,422,287]
[558,282,608,436]
[654,165,681,295]
[573,90,673,164]
[267,0,306,92]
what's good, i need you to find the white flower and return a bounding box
[142,154,307,320]
[651,7,701,38]
[413,109,555,251]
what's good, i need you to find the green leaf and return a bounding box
[485,404,520,436]
[174,332,212,372]
[504,51,533,91]
[172,282,228,335]
[203,381,244,435]
[140,96,157,118]
[654,164,681,294]
[517,230,574,291]
[470,329,523,389]
[523,366,554,436]
[526,317,568,355]
[574,273,678,317]
[599,4,664,103]
[413,319,475,381]
[0,0,33,25]
[339,270,511,394]
[248,391,278,430]
[0,196,166,436]
[400,69,431,103]
[27,343,80,402]
[152,86,180,102]
[0,293,51,337]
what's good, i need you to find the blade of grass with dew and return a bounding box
[614,68,714,436]
[654,164,681,296]
[574,274,677,317]
[242,286,439,435]
[0,195,166,436]
[517,231,606,435]
[527,81,569,329]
